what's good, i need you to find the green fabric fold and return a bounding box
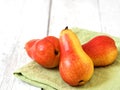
[14,28,120,90]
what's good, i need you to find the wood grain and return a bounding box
[0,0,50,90]
[99,0,120,37]
[49,0,102,37]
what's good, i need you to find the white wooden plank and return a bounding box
[48,0,101,37]
[0,0,50,90]
[0,0,24,87]
[99,0,120,37]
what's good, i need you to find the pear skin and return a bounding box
[59,27,94,86]
[82,35,118,66]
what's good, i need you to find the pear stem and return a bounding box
[65,26,68,30]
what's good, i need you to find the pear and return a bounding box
[59,27,94,86]
[82,35,118,66]
[25,36,60,68]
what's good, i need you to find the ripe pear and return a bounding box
[82,35,118,66]
[59,27,94,86]
[25,36,60,68]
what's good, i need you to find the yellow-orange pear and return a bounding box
[59,27,94,86]
[82,35,118,66]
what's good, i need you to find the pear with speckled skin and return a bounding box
[59,27,94,86]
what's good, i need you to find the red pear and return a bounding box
[59,27,94,86]
[25,36,60,68]
[82,35,118,66]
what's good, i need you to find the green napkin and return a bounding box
[14,28,120,90]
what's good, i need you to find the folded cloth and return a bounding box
[14,28,120,90]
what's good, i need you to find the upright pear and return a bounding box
[59,27,94,86]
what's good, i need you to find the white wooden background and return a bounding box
[0,0,120,90]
